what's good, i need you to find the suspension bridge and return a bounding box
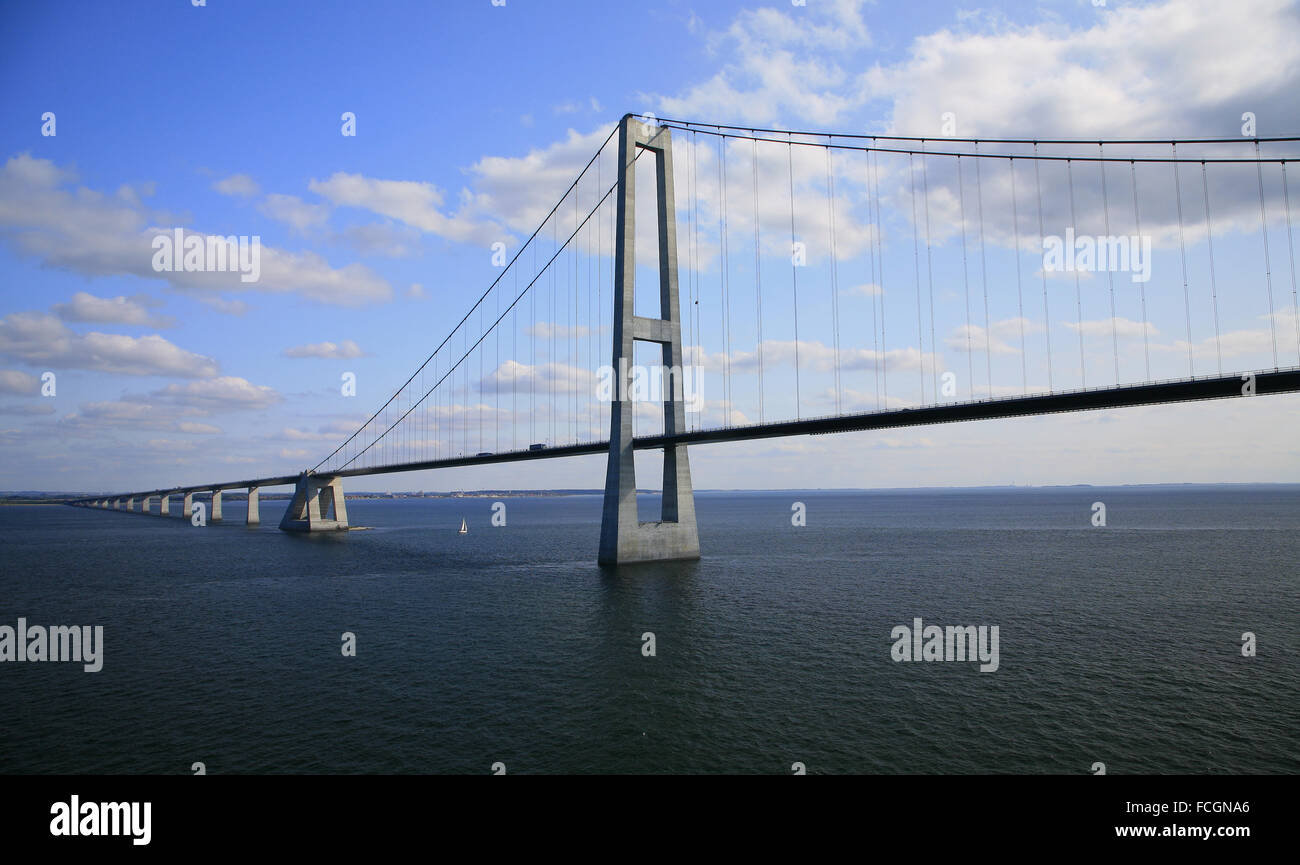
[71,114,1300,564]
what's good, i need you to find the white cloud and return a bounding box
[0,402,55,416]
[198,296,250,316]
[872,0,1299,141]
[213,174,260,198]
[652,0,873,125]
[464,127,614,236]
[177,421,222,434]
[52,291,172,328]
[527,322,594,339]
[0,369,40,395]
[141,376,282,412]
[335,222,421,257]
[0,312,217,377]
[1063,317,1159,340]
[309,172,501,246]
[280,422,356,442]
[946,317,1046,355]
[690,338,937,375]
[259,193,331,232]
[0,155,393,307]
[283,339,367,359]
[485,359,595,394]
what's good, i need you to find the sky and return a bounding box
[1,0,1298,494]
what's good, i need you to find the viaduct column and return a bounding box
[211,490,223,522]
[246,486,260,526]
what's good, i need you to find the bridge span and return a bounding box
[70,115,1300,564]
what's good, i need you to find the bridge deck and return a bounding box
[75,367,1296,503]
[333,367,1300,478]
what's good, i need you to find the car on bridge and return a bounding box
[529,443,546,451]
[475,452,493,457]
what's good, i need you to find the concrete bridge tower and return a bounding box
[598,115,701,565]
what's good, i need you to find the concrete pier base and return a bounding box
[278,473,349,532]
[159,494,170,517]
[141,495,154,515]
[597,116,700,566]
[126,497,134,512]
[182,492,193,520]
[246,487,260,525]
[211,490,223,522]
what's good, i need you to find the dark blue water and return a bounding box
[1,486,1297,774]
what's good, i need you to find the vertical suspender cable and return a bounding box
[975,143,993,397]
[1010,157,1028,393]
[867,145,881,410]
[921,142,939,401]
[690,132,700,431]
[908,151,924,404]
[1067,159,1086,387]
[1282,161,1300,367]
[1099,144,1119,384]
[551,218,558,444]
[872,143,887,406]
[753,136,765,423]
[957,155,973,394]
[1202,162,1223,375]
[1255,141,1279,368]
[718,135,732,425]
[512,266,518,450]
[575,187,581,441]
[527,243,533,444]
[688,131,697,432]
[788,137,802,420]
[1034,145,1053,391]
[1130,161,1151,381]
[829,144,843,413]
[1173,145,1194,375]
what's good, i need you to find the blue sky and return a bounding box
[1,0,1298,493]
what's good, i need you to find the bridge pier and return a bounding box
[246,486,260,525]
[211,490,223,522]
[159,493,170,517]
[598,115,700,566]
[182,492,193,520]
[278,473,348,532]
[126,497,134,512]
[141,495,154,515]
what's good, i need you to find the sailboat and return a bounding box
[457,516,468,535]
